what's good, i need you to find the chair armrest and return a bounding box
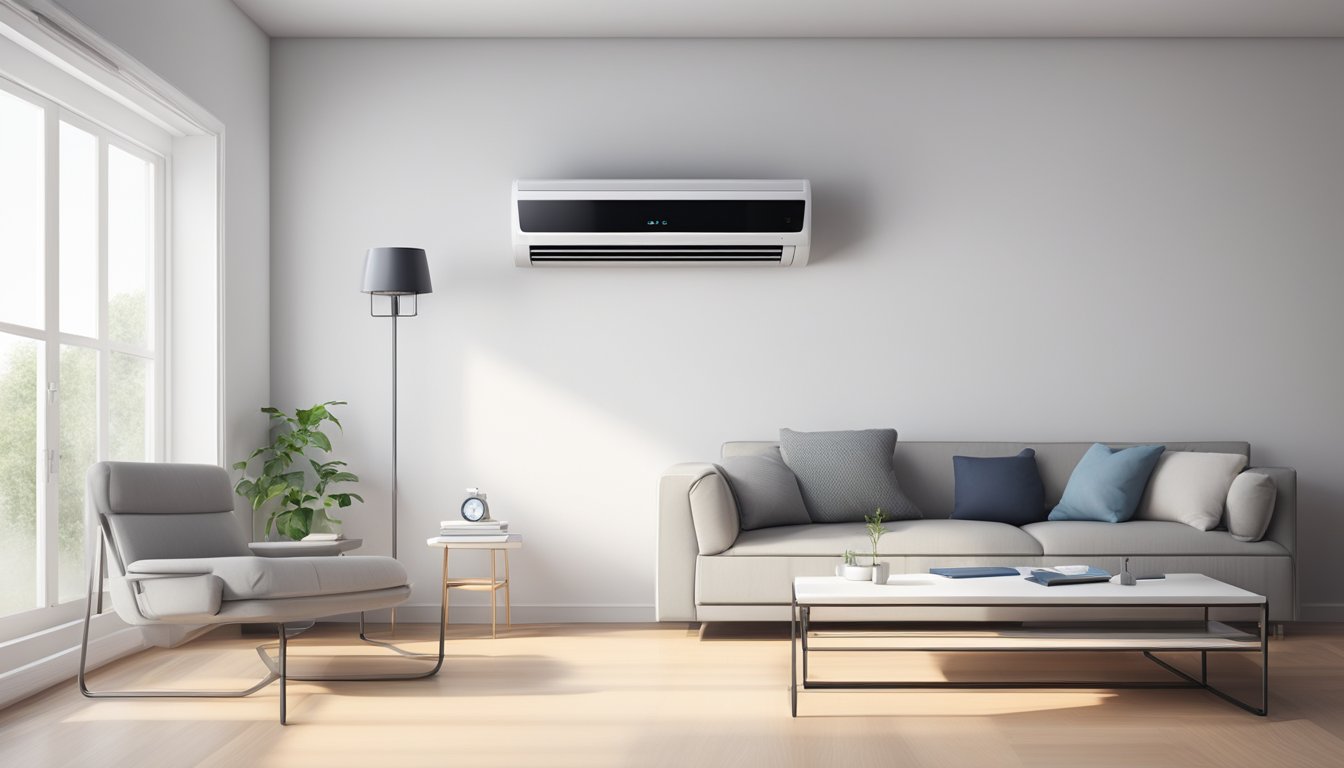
[123,571,211,581]
[118,573,224,622]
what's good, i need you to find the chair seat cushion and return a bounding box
[1022,520,1288,556]
[724,519,1044,557]
[127,555,409,601]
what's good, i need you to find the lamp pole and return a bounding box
[391,295,399,560]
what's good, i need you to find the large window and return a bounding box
[0,77,164,619]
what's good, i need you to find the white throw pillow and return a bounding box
[1135,451,1248,530]
[1226,471,1278,542]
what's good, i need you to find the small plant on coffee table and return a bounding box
[865,508,888,563]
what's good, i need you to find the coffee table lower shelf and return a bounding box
[790,599,1268,718]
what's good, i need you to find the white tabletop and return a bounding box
[793,572,1264,606]
[426,533,522,550]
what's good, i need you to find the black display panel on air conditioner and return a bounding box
[517,200,806,233]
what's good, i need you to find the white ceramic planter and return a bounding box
[871,562,891,584]
[841,565,874,581]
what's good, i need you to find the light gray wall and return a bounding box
[270,38,1344,621]
[60,0,271,476]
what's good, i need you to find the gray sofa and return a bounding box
[657,441,1296,623]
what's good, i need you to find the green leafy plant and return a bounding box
[232,401,363,540]
[865,508,888,562]
[842,550,857,566]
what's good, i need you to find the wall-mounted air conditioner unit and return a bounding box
[512,179,811,267]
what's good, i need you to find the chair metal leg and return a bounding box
[278,624,288,726]
[79,534,280,700]
[79,532,448,724]
[261,607,447,681]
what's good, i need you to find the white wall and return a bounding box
[60,0,270,474]
[270,38,1344,621]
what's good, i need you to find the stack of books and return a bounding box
[434,520,511,543]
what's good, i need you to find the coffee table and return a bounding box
[790,572,1268,717]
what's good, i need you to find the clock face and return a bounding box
[461,497,487,522]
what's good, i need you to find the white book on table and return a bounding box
[439,520,507,528]
[429,534,512,544]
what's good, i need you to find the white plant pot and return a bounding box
[842,565,874,581]
[871,562,891,584]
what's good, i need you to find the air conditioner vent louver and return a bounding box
[529,245,784,264]
[512,179,811,267]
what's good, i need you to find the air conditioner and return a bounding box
[512,179,811,267]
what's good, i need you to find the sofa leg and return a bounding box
[278,624,288,726]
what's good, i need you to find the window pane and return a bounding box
[107,146,153,347]
[0,333,39,618]
[58,345,97,604]
[109,352,151,461]
[0,89,45,329]
[60,123,98,338]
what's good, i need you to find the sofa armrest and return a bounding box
[658,463,741,621]
[690,471,741,556]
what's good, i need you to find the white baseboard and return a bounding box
[0,623,148,711]
[331,603,656,625]
[1298,603,1344,622]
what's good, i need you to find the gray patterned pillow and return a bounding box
[779,428,922,523]
[716,447,810,531]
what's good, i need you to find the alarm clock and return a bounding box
[460,488,490,522]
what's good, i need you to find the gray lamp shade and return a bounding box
[361,247,433,295]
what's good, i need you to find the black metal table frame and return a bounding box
[789,589,1268,718]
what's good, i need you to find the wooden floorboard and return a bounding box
[1,622,1342,767]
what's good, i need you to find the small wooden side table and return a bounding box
[426,534,522,638]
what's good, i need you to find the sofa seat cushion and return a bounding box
[127,555,409,601]
[1022,521,1288,557]
[723,519,1044,557]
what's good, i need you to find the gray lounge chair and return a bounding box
[78,461,443,723]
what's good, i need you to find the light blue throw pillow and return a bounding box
[1049,443,1166,523]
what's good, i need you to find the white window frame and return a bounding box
[0,72,167,630]
[0,2,225,699]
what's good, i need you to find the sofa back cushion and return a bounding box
[1048,443,1166,523]
[723,440,1250,519]
[779,428,921,523]
[951,449,1047,526]
[1226,471,1278,542]
[717,447,811,531]
[1134,451,1248,530]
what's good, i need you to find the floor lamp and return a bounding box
[361,247,432,627]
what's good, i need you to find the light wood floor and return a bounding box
[2,622,1343,767]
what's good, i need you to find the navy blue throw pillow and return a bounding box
[952,449,1047,526]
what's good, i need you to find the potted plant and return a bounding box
[866,508,890,583]
[838,548,873,581]
[232,401,363,540]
